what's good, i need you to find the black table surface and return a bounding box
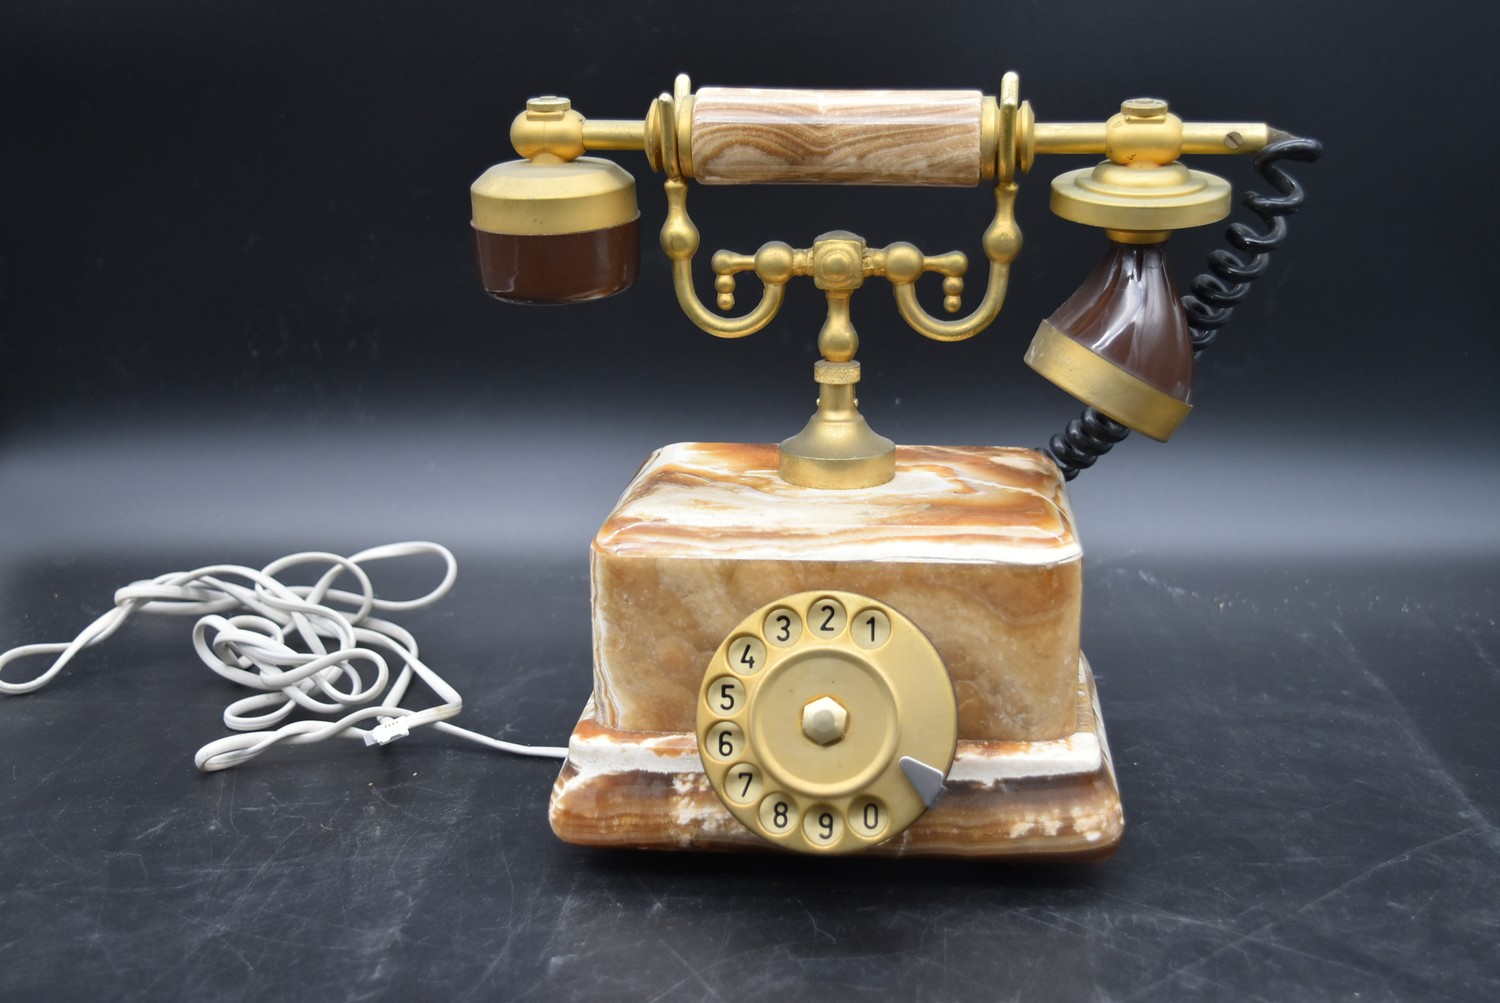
[2,525,1495,1001]
[5,2,1499,997]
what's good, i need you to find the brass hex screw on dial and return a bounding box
[801,696,849,746]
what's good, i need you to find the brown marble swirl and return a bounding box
[590,444,1082,741]
[690,88,984,186]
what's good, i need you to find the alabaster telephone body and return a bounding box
[471,74,1318,857]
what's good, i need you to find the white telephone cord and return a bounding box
[0,542,568,770]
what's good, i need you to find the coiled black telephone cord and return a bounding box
[1043,136,1323,480]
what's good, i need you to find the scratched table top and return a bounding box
[2,544,1495,1002]
[5,2,1499,998]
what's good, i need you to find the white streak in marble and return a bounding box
[670,774,735,838]
[561,698,698,775]
[945,734,1101,785]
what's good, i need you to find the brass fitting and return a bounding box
[510,94,648,163]
[811,233,869,294]
[1105,98,1184,168]
[510,96,586,163]
[1048,98,1230,234]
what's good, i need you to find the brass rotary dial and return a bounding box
[695,591,958,854]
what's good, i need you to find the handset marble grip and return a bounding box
[690,87,985,187]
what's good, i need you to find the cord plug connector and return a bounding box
[364,716,410,747]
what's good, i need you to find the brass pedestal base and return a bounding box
[549,656,1122,859]
[778,363,896,490]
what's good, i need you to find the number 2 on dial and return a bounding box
[812,598,846,635]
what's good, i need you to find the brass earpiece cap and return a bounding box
[470,157,638,237]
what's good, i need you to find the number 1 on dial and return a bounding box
[853,609,891,649]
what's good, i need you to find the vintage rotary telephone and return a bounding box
[472,73,1320,857]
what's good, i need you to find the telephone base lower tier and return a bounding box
[548,656,1123,859]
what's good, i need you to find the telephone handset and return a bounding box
[473,74,1320,857]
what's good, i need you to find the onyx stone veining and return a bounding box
[590,443,1083,743]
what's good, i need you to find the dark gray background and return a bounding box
[2,2,1497,1000]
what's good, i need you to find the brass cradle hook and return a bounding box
[653,74,1024,488]
[478,71,1290,484]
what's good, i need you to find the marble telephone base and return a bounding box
[549,442,1124,857]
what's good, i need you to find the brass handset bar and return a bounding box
[1031,121,1280,156]
[579,118,648,150]
[579,117,1279,159]
[566,113,1280,171]
[634,75,1029,347]
[508,76,1277,349]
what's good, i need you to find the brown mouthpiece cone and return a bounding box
[1046,241,1192,401]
